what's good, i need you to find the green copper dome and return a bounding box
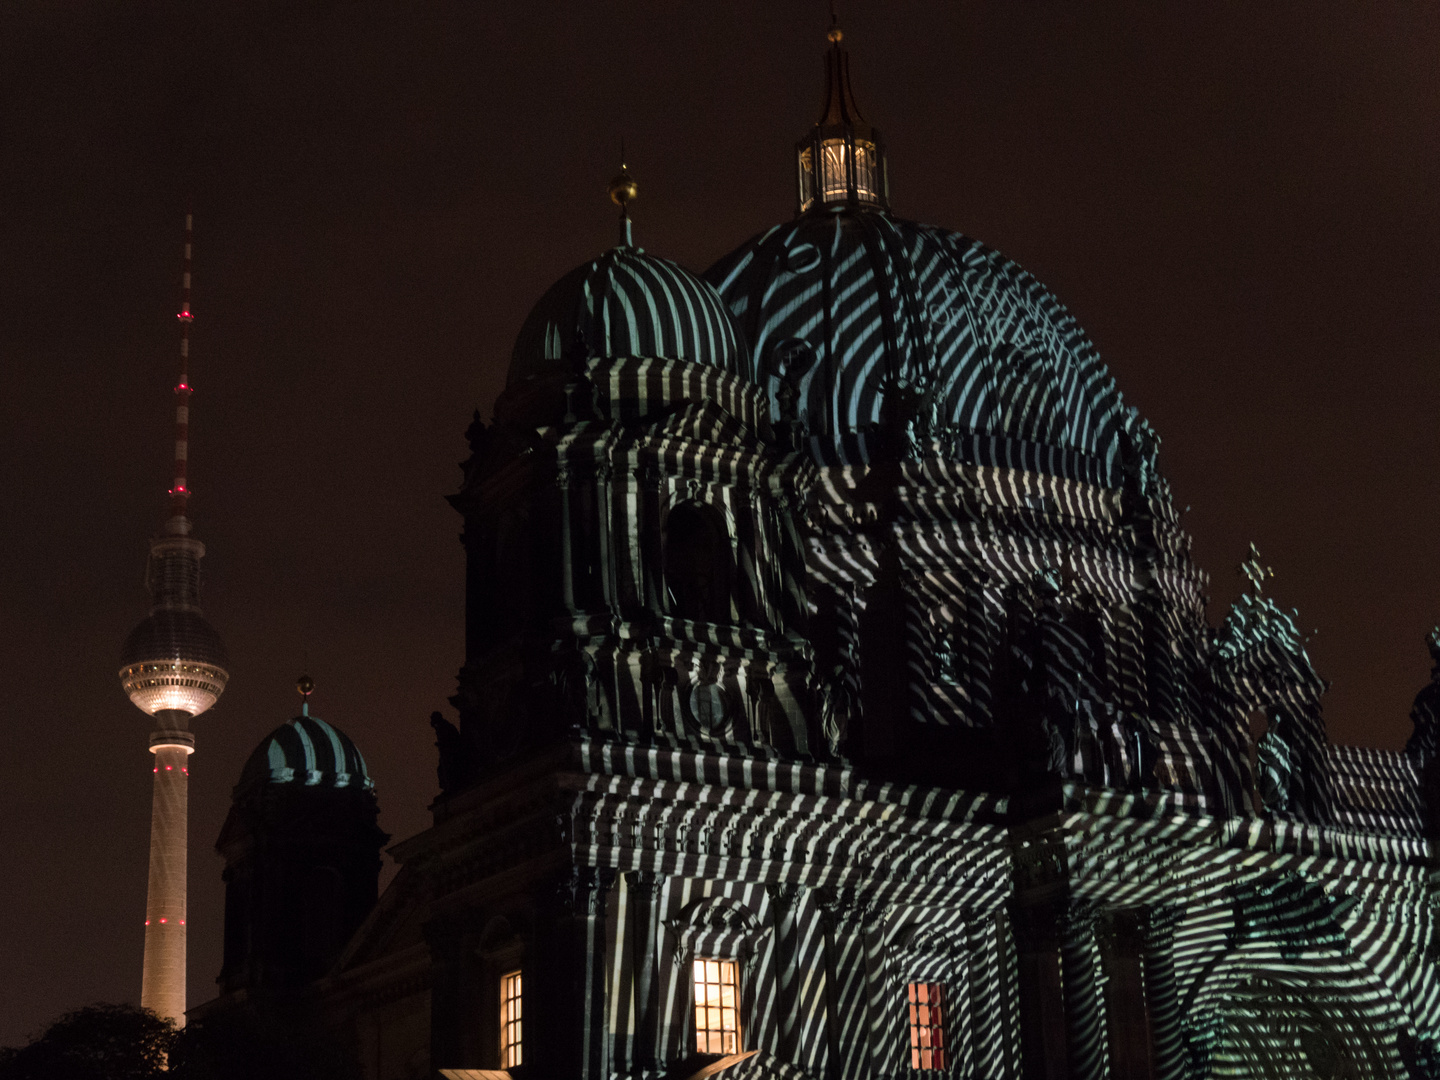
[509,246,750,385]
[706,210,1157,490]
[237,714,373,793]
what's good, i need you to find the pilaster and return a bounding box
[531,866,613,1080]
[818,889,878,1080]
[625,871,666,1075]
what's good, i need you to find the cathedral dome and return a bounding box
[509,245,750,386]
[705,211,1144,486]
[237,714,374,793]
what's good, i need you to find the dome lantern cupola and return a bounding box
[796,18,889,214]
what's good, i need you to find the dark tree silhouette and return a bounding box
[1,1001,361,1080]
[0,1003,174,1080]
[171,1004,361,1080]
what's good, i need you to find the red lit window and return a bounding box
[500,969,522,1068]
[907,982,947,1070]
[693,958,741,1054]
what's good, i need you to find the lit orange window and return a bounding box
[693,958,741,1054]
[500,969,523,1068]
[907,982,946,1070]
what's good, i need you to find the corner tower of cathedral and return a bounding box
[204,25,1440,1080]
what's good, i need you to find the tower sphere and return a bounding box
[118,530,229,717]
[119,608,229,716]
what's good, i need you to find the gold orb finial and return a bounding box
[609,166,637,209]
[827,23,843,44]
[297,673,314,699]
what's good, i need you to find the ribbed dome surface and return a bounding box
[706,211,1145,485]
[238,715,373,792]
[121,609,229,670]
[510,246,750,385]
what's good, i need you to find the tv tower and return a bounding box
[118,213,229,1027]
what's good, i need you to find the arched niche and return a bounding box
[663,501,734,624]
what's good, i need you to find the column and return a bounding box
[945,925,975,1078]
[1098,909,1153,1080]
[1058,904,1107,1080]
[426,917,473,1072]
[533,867,613,1080]
[768,884,829,1077]
[967,911,1010,1080]
[861,904,896,1078]
[1010,898,1067,1080]
[1142,905,1186,1080]
[625,871,665,1075]
[819,890,872,1080]
[767,885,803,1060]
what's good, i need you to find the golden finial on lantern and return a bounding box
[609,165,637,209]
[608,140,638,246]
[297,673,314,715]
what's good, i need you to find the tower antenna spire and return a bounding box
[169,212,195,534]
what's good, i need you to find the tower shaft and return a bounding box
[142,735,191,1026]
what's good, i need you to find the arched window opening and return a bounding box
[664,503,732,623]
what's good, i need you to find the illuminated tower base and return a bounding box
[142,716,194,1027]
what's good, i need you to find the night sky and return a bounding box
[2,0,1437,1047]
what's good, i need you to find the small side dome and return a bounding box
[508,246,751,386]
[238,715,374,793]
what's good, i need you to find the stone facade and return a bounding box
[201,36,1440,1080]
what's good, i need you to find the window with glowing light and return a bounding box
[906,982,947,1070]
[693,958,741,1055]
[798,138,881,211]
[500,969,522,1068]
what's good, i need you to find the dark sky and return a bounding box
[2,0,1437,1047]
